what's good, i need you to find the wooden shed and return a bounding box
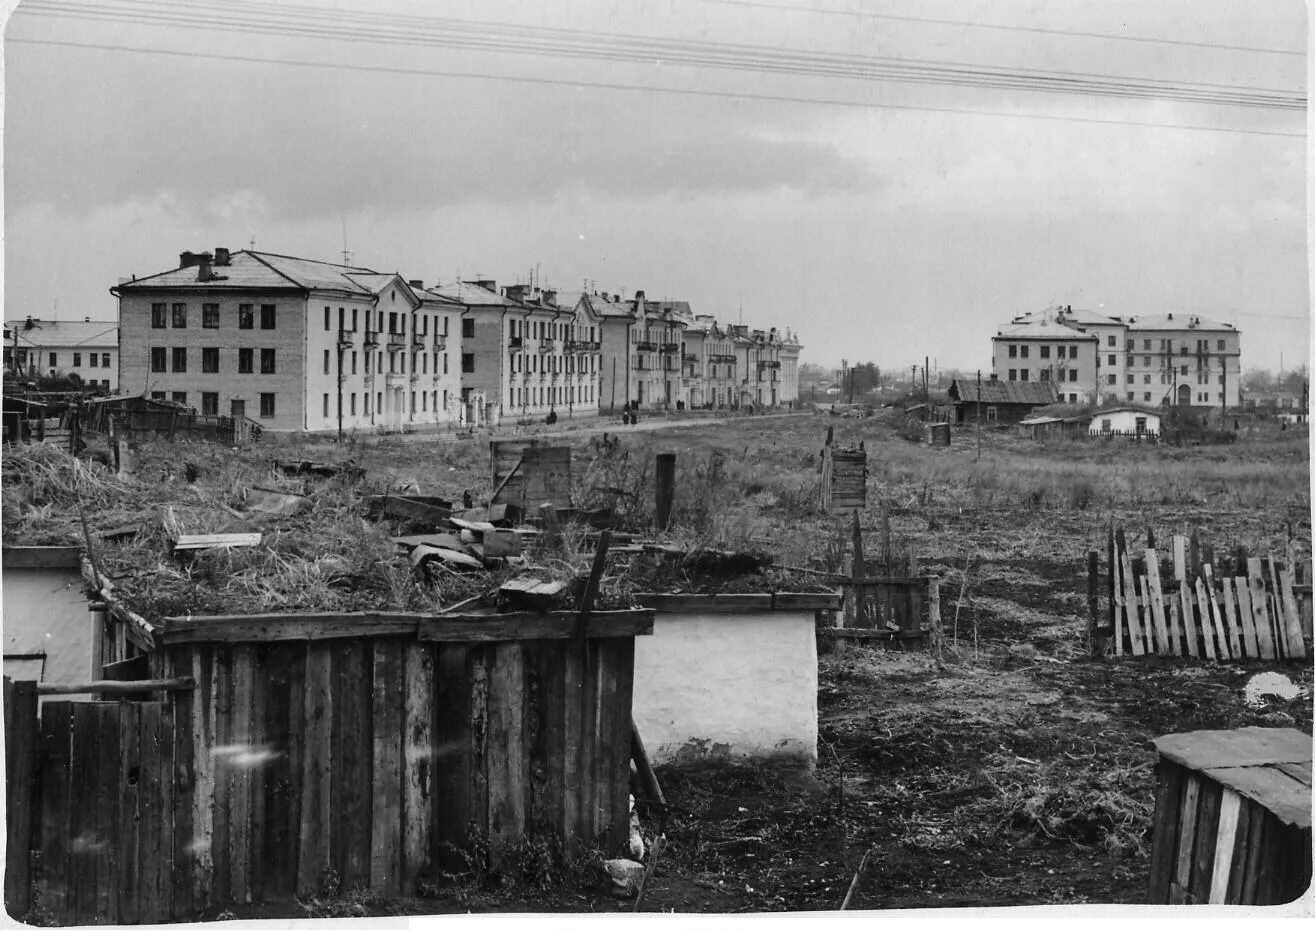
[1147,727,1311,906]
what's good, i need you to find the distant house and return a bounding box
[947,377,1059,424]
[4,317,120,392]
[1018,414,1089,442]
[1089,407,1161,439]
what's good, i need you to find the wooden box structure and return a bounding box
[5,597,653,925]
[818,429,866,514]
[490,440,572,512]
[1148,727,1311,906]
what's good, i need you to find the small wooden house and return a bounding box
[947,378,1059,425]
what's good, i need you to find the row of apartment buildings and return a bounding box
[4,318,121,392]
[991,305,1242,410]
[88,247,801,432]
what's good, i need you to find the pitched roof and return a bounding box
[995,318,1097,340]
[1092,405,1163,418]
[949,378,1059,405]
[6,319,119,348]
[113,250,380,294]
[428,281,518,307]
[1121,313,1238,332]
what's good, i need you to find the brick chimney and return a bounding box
[408,279,424,290]
[179,251,199,268]
[196,252,214,282]
[503,284,528,303]
[214,246,231,266]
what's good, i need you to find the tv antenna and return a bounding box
[340,217,352,266]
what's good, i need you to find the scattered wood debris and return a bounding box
[172,532,262,552]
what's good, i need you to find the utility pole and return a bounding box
[976,369,982,461]
[336,323,345,443]
[924,355,930,407]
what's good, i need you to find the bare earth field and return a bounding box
[9,409,1311,918]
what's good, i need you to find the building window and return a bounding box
[238,304,254,329]
[172,347,187,372]
[203,303,220,328]
[1019,369,1029,381]
[443,354,448,375]
[1040,369,1050,381]
[172,303,187,328]
[1008,344,1017,358]
[201,392,218,415]
[352,309,358,331]
[1125,374,1133,384]
[1019,345,1029,359]
[462,353,474,373]
[324,306,331,331]
[365,394,371,417]
[238,348,253,373]
[1180,365,1188,376]
[1127,392,1134,401]
[1108,354,1116,366]
[1217,339,1225,351]
[1057,346,1066,360]
[150,391,165,400]
[1108,335,1116,347]
[351,393,357,416]
[89,353,98,368]
[1007,369,1017,381]
[260,393,276,418]
[102,353,110,368]
[202,348,219,372]
[323,394,330,418]
[151,347,166,372]
[72,352,82,367]
[1069,393,1078,403]
[1144,340,1151,351]
[1068,370,1078,382]
[261,349,276,374]
[151,303,167,328]
[463,318,475,339]
[324,350,331,375]
[351,351,357,375]
[260,304,276,329]
[172,391,188,406]
[1101,418,1112,432]
[1039,345,1050,359]
[1109,374,1117,385]
[1144,374,1151,384]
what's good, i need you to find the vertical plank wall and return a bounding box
[157,633,635,908]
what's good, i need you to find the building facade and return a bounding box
[992,317,1099,404]
[5,317,120,392]
[112,249,463,432]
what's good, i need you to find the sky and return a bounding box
[2,0,1309,376]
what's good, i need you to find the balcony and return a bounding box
[757,360,782,370]
[363,373,375,386]
[565,339,600,352]
[538,338,556,353]
[635,340,658,352]
[661,342,681,354]
[710,353,737,364]
[508,336,524,351]
[432,335,447,352]
[337,330,355,349]
[411,336,427,352]
[363,330,380,349]
[683,353,699,363]
[385,371,406,386]
[386,332,406,351]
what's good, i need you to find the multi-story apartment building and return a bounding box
[594,290,688,412]
[992,317,1099,404]
[5,317,120,392]
[730,325,787,409]
[996,305,1243,412]
[112,248,462,432]
[434,280,601,425]
[680,315,711,408]
[702,321,739,408]
[779,328,802,407]
[1114,313,1241,410]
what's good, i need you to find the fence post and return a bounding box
[655,453,676,530]
[4,678,39,918]
[1088,550,1101,656]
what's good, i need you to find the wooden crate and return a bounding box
[1148,727,1311,905]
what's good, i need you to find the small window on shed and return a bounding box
[986,406,998,422]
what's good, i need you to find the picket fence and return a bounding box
[1103,529,1310,661]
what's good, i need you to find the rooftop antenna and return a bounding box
[738,293,743,325]
[340,217,352,266]
[248,235,256,251]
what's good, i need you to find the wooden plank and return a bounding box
[370,638,405,895]
[115,701,142,925]
[227,645,254,904]
[1272,760,1312,786]
[521,642,550,839]
[1219,576,1243,661]
[86,702,118,925]
[1246,559,1275,660]
[1173,773,1202,900]
[1239,808,1270,904]
[1194,577,1218,661]
[1208,789,1243,904]
[35,678,193,696]
[1121,549,1145,655]
[1177,582,1198,658]
[1234,577,1260,658]
[418,612,654,641]
[608,640,636,854]
[0,545,84,568]
[188,646,216,910]
[1223,794,1254,904]
[253,644,293,902]
[332,640,372,891]
[468,646,491,868]
[173,532,262,550]
[1147,761,1183,903]
[1111,530,1125,656]
[772,592,844,611]
[402,642,436,896]
[135,703,169,924]
[245,649,269,905]
[36,701,73,919]
[1273,558,1306,660]
[561,637,584,856]
[432,644,472,873]
[1153,727,1311,771]
[66,702,97,925]
[277,644,306,900]
[4,679,38,920]
[156,703,177,920]
[1189,781,1222,903]
[591,640,618,855]
[296,642,333,897]
[485,641,526,863]
[1145,551,1170,654]
[1173,535,1187,583]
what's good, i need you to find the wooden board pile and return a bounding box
[818,427,866,514]
[1105,528,1310,662]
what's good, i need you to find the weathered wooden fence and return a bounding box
[490,440,572,512]
[1095,529,1311,661]
[821,513,941,645]
[818,428,866,514]
[5,610,651,924]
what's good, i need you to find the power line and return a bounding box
[12,36,1303,139]
[696,0,1307,58]
[13,0,1307,111]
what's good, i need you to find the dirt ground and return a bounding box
[24,408,1311,919]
